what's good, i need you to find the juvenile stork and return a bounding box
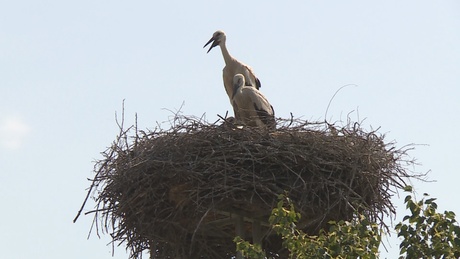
[231,74,275,130]
[204,30,261,102]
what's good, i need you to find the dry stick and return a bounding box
[324,84,358,123]
[73,101,127,223]
[73,155,112,223]
[189,207,212,256]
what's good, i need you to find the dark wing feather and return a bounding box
[253,103,275,129]
[255,77,261,90]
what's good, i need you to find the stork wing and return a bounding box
[254,77,262,90]
[245,88,275,129]
[243,65,261,90]
[253,103,275,129]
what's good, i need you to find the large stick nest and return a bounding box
[77,114,418,258]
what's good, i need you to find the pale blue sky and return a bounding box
[1,1,459,258]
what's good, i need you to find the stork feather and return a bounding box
[204,30,261,103]
[231,74,275,129]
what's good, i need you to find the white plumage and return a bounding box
[204,30,261,103]
[231,74,275,129]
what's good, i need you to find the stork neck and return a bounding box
[220,43,234,65]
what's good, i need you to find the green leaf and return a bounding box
[404,185,413,192]
[404,195,412,203]
[445,211,456,220]
[425,198,437,204]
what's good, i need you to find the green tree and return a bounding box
[235,187,460,258]
[395,186,460,258]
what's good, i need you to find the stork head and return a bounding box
[203,30,226,53]
[233,74,245,89]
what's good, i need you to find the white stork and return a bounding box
[231,74,275,130]
[204,30,261,102]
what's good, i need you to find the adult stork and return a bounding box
[203,30,261,102]
[231,74,275,130]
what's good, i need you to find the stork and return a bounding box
[231,74,275,130]
[203,30,261,102]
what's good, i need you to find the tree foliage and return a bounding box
[395,186,460,258]
[235,187,460,258]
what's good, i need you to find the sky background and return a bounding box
[1,1,459,258]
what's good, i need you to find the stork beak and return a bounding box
[203,37,219,53]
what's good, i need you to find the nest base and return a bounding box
[78,116,415,258]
